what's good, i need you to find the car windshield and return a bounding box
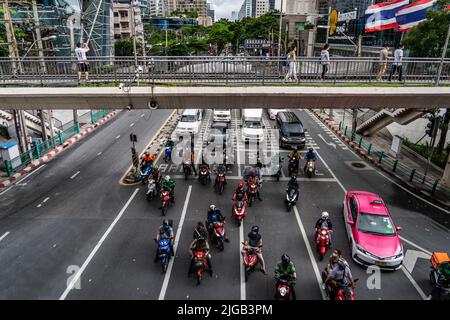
[180,115,196,122]
[244,121,261,129]
[281,123,303,136]
[357,212,396,236]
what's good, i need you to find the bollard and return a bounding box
[351,132,356,142]
[378,152,384,163]
[409,169,416,182]
[90,111,95,124]
[344,126,348,136]
[358,137,363,148]
[431,180,439,194]
[367,144,372,155]
[36,143,41,159]
[393,160,398,172]
[339,122,342,130]
[4,160,12,177]
[58,131,63,145]
[75,122,80,134]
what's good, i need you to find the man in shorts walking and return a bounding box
[75,42,90,82]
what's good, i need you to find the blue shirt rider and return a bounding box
[206,204,229,242]
[304,147,317,171]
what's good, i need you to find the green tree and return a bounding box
[402,0,450,57]
[115,39,141,56]
[207,22,234,54]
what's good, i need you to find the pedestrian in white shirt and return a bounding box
[75,42,90,82]
[320,44,330,80]
[284,46,298,82]
[388,44,404,82]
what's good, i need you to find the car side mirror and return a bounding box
[304,129,308,132]
[347,220,354,226]
[396,226,402,232]
[262,125,266,129]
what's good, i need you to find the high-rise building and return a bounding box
[176,0,207,16]
[255,0,269,18]
[238,0,252,20]
[112,0,143,39]
[206,1,215,23]
[268,0,275,11]
[285,0,316,15]
[230,11,239,21]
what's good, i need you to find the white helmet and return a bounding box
[165,175,170,181]
[321,211,329,219]
[210,204,216,211]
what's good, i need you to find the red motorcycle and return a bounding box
[210,221,225,251]
[247,182,258,207]
[160,189,171,216]
[232,199,247,226]
[315,228,331,261]
[215,171,226,194]
[193,250,207,285]
[274,277,294,300]
[242,243,259,282]
[199,165,210,185]
[335,280,358,300]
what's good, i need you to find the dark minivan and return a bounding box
[276,111,306,149]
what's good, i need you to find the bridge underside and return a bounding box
[0,86,448,110]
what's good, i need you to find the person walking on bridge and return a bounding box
[388,44,404,82]
[320,44,330,80]
[75,42,90,83]
[284,46,298,82]
[377,43,389,81]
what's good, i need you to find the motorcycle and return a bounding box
[193,250,207,285]
[154,238,171,273]
[325,279,358,300]
[315,228,331,261]
[247,182,258,207]
[139,163,153,185]
[146,179,158,201]
[215,167,226,194]
[163,146,172,163]
[288,156,299,177]
[273,163,282,182]
[209,220,225,251]
[274,276,294,300]
[199,165,210,185]
[429,252,450,300]
[232,199,247,226]
[305,160,316,178]
[285,187,298,212]
[242,243,259,282]
[160,189,171,216]
[183,160,192,180]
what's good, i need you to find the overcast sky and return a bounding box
[211,0,281,20]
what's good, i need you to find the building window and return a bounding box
[114,23,120,28]
[120,11,128,18]
[121,22,129,29]
[114,12,119,17]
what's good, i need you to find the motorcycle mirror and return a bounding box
[396,226,402,232]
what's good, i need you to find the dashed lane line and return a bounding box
[59,188,140,300]
[158,185,192,300]
[0,232,10,242]
[70,171,80,179]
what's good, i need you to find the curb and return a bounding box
[311,110,450,210]
[0,111,119,188]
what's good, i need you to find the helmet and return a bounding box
[238,182,244,189]
[144,151,149,156]
[210,204,216,211]
[281,254,290,265]
[163,219,169,226]
[251,170,256,177]
[251,225,259,234]
[309,147,314,152]
[196,236,206,243]
[290,174,297,180]
[321,211,329,219]
[165,175,170,181]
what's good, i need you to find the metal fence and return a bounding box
[338,122,449,197]
[3,109,112,177]
[0,56,449,86]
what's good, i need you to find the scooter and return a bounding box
[215,168,226,194]
[274,276,294,300]
[288,156,299,177]
[210,221,225,251]
[140,164,153,185]
[193,250,207,285]
[285,187,298,212]
[232,199,247,226]
[183,160,192,180]
[324,279,358,300]
[146,179,158,201]
[429,252,450,300]
[199,165,210,185]
[160,189,171,216]
[242,243,259,282]
[164,146,172,163]
[247,182,258,207]
[154,238,171,273]
[315,228,331,261]
[305,160,316,178]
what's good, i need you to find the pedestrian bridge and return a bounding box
[0,56,449,109]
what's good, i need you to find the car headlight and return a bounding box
[301,137,306,142]
[355,244,368,255]
[281,137,288,142]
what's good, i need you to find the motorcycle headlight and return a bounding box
[279,287,287,296]
[281,137,288,142]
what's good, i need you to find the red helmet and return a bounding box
[237,182,244,189]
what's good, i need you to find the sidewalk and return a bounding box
[313,109,450,210]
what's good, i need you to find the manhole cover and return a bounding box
[344,161,373,171]
[352,162,366,168]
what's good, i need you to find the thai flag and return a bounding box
[364,0,410,33]
[395,0,438,32]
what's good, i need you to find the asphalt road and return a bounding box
[0,108,448,300]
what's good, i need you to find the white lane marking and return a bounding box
[70,171,80,179]
[115,135,121,140]
[318,134,336,149]
[43,197,50,203]
[97,152,102,156]
[401,267,428,300]
[0,232,10,242]
[130,122,135,127]
[309,112,450,215]
[403,250,431,274]
[0,187,12,196]
[16,164,46,184]
[239,222,245,300]
[59,188,140,300]
[399,236,432,256]
[159,185,192,300]
[293,206,327,300]
[37,204,42,208]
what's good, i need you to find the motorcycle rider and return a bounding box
[206,204,229,242]
[233,182,248,202]
[304,147,317,172]
[141,151,155,169]
[287,175,299,196]
[274,254,297,300]
[161,175,176,203]
[325,254,355,300]
[188,236,213,276]
[151,166,162,193]
[242,226,267,274]
[288,147,301,174]
[165,137,175,148]
[199,156,211,182]
[214,164,227,187]
[247,170,262,201]
[154,219,174,262]
[315,211,333,246]
[193,221,208,240]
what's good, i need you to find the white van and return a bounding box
[241,109,264,143]
[213,109,231,122]
[175,109,203,135]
